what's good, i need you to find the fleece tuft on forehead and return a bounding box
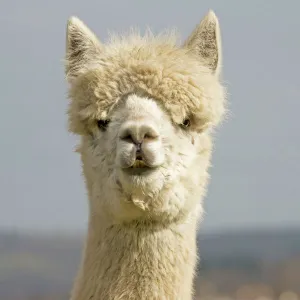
[65,12,227,135]
[67,31,226,135]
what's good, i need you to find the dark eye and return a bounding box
[180,118,191,128]
[97,119,110,131]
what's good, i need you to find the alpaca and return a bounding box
[64,10,226,300]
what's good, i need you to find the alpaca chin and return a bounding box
[116,164,166,198]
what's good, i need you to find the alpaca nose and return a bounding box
[119,122,159,145]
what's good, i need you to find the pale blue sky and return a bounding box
[0,0,299,233]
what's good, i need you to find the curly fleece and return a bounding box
[66,32,226,136]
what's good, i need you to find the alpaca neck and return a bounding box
[70,214,198,300]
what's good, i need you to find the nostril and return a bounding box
[119,129,134,142]
[120,134,140,145]
[144,133,152,140]
[121,134,132,141]
[143,129,159,141]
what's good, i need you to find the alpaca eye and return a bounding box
[97,119,110,131]
[181,119,191,128]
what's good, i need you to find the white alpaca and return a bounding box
[64,10,226,300]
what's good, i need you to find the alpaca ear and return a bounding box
[184,10,222,76]
[65,16,102,81]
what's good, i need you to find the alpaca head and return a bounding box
[65,11,226,224]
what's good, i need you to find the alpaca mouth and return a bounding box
[131,159,148,168]
[122,158,156,175]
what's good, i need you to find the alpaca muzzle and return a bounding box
[117,118,165,171]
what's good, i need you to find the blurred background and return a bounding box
[0,0,299,299]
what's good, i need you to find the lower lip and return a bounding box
[123,166,154,175]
